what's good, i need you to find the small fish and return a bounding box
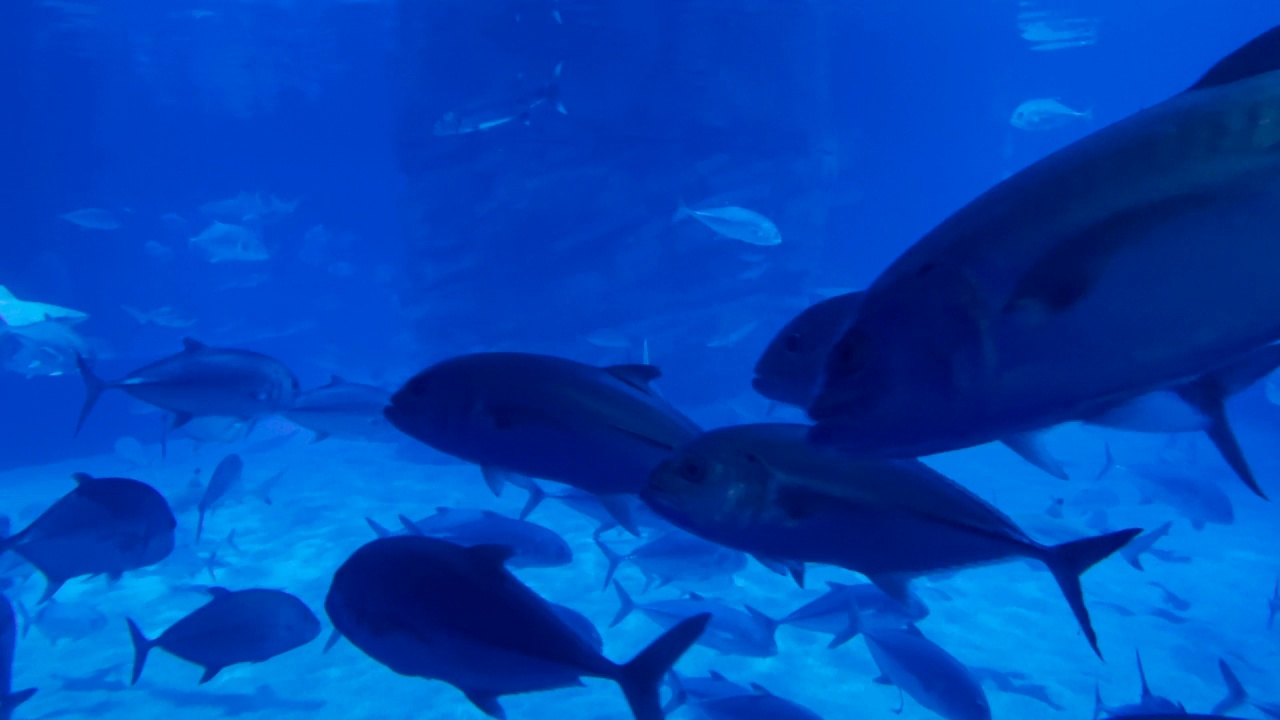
[74,337,299,435]
[0,473,176,601]
[189,221,269,263]
[1149,581,1191,612]
[673,202,781,246]
[610,582,778,658]
[597,530,748,592]
[1102,453,1234,531]
[969,667,1063,711]
[199,192,299,223]
[671,679,826,720]
[16,599,108,644]
[324,535,710,720]
[1094,650,1185,719]
[121,305,196,328]
[433,62,566,136]
[1009,98,1092,130]
[60,207,120,230]
[780,580,929,647]
[379,508,573,569]
[1121,521,1175,571]
[196,454,244,543]
[0,595,37,720]
[127,587,320,684]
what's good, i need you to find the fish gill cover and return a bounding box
[0,1,1279,720]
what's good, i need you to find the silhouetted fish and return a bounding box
[196,454,244,543]
[0,594,36,720]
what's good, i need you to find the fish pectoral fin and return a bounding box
[198,666,223,684]
[463,691,507,719]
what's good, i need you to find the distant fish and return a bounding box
[670,679,826,720]
[780,580,929,647]
[60,208,120,230]
[127,587,320,684]
[1268,578,1279,630]
[1120,521,1175,571]
[74,337,299,435]
[145,683,325,715]
[597,531,748,592]
[864,625,990,720]
[324,535,710,720]
[673,202,781,246]
[1094,650,1186,718]
[15,599,108,644]
[0,318,94,378]
[1009,98,1091,130]
[284,376,397,443]
[433,62,566,137]
[969,666,1063,711]
[122,305,197,328]
[1149,581,1191,612]
[0,595,37,720]
[196,454,244,543]
[379,508,573,569]
[611,582,778,658]
[0,286,88,328]
[0,473,176,601]
[189,222,269,263]
[199,192,299,223]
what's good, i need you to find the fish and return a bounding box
[1120,521,1175,571]
[433,62,566,136]
[969,667,1064,711]
[121,305,197,328]
[670,680,825,720]
[59,207,120,230]
[541,487,666,537]
[74,337,300,435]
[127,587,320,684]
[199,192,299,223]
[673,202,781,247]
[1094,650,1186,718]
[324,535,709,720]
[0,473,176,601]
[548,603,603,654]
[808,27,1280,492]
[145,684,325,715]
[15,598,108,644]
[1101,451,1235,530]
[1149,582,1191,612]
[0,319,94,379]
[189,221,270,263]
[384,352,701,500]
[0,594,37,720]
[665,671,752,708]
[372,508,573,569]
[642,423,1140,657]
[1009,98,1092,130]
[196,454,244,543]
[752,290,1068,480]
[597,530,748,592]
[1268,578,1279,630]
[610,582,778,658]
[779,580,930,647]
[864,625,990,720]
[283,376,398,443]
[0,286,87,328]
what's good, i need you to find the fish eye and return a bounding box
[782,333,803,354]
[678,459,707,484]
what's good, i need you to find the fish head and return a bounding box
[643,437,772,531]
[807,273,995,457]
[752,292,864,407]
[384,361,479,445]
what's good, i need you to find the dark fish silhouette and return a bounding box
[367,509,572,569]
[325,535,709,719]
[0,595,36,720]
[127,587,320,684]
[610,582,778,659]
[0,473,175,601]
[864,625,990,720]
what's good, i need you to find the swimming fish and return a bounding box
[189,221,270,263]
[864,625,990,720]
[283,376,398,443]
[673,202,781,247]
[1010,98,1092,131]
[196,454,244,543]
[324,535,709,720]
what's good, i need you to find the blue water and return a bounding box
[3,1,1279,719]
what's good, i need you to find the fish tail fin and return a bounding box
[1,688,37,719]
[547,61,567,115]
[671,199,691,224]
[322,628,343,654]
[597,538,626,590]
[1212,658,1248,715]
[73,354,106,436]
[517,482,546,521]
[1094,443,1117,482]
[616,613,710,720]
[1000,431,1069,480]
[1043,527,1143,659]
[365,518,393,538]
[661,672,688,716]
[597,495,641,537]
[125,618,154,685]
[609,579,636,628]
[13,599,31,639]
[1092,684,1109,720]
[1177,374,1269,499]
[195,509,206,543]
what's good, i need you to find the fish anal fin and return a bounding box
[464,691,506,719]
[198,666,223,684]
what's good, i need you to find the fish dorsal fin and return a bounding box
[70,472,94,485]
[606,364,662,392]
[750,682,773,696]
[181,337,208,352]
[206,586,232,599]
[1136,650,1153,699]
[397,515,424,536]
[467,544,516,568]
[1189,26,1280,92]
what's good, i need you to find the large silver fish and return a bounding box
[809,28,1280,488]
